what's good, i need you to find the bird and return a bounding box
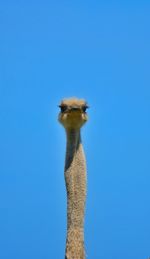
[58,97,89,259]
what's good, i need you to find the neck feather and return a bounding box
[64,128,86,259]
[64,127,87,228]
[65,129,81,170]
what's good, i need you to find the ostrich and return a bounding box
[58,97,89,259]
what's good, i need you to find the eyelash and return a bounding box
[82,106,87,112]
[60,106,67,112]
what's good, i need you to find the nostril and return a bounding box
[71,106,80,111]
[72,108,78,111]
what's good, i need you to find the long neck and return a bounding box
[64,128,87,259]
[65,129,81,171]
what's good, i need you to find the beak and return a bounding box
[70,106,80,111]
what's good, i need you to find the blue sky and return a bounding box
[0,1,150,258]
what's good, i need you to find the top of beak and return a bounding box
[70,106,80,111]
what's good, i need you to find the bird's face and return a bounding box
[58,98,88,130]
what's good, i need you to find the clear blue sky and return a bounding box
[0,1,150,258]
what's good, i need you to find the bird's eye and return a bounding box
[82,105,88,112]
[59,105,67,113]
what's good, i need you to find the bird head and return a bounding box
[58,97,89,130]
